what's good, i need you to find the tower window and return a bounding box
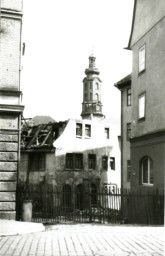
[76,123,82,137]
[95,93,99,101]
[96,83,99,90]
[88,154,96,169]
[85,124,91,137]
[127,88,131,106]
[110,157,115,170]
[84,83,88,91]
[105,128,109,139]
[90,82,92,89]
[90,93,92,100]
[84,93,88,101]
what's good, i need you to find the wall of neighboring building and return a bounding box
[121,87,131,189]
[131,17,165,138]
[0,0,23,220]
[131,0,165,47]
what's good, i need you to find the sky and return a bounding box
[21,0,134,123]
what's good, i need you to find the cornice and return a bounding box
[1,8,23,20]
[0,104,24,113]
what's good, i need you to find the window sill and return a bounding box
[138,69,146,76]
[76,135,82,139]
[85,136,91,139]
[138,117,145,123]
[141,183,154,187]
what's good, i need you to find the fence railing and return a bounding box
[16,184,164,225]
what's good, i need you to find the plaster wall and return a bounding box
[1,0,23,12]
[131,0,165,47]
[130,134,165,192]
[131,17,165,138]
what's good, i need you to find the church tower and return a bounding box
[81,54,104,120]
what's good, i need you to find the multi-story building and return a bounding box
[19,54,121,197]
[116,0,165,192]
[114,74,131,190]
[0,1,24,219]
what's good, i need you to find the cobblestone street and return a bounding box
[0,224,164,256]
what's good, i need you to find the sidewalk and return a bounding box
[0,220,45,236]
[0,223,164,256]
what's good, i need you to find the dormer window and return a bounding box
[76,123,82,137]
[85,124,91,138]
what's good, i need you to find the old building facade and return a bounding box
[19,55,121,196]
[0,1,24,219]
[116,0,165,192]
[115,75,131,190]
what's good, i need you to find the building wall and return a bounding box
[121,87,131,189]
[130,0,165,47]
[53,118,121,190]
[131,133,165,191]
[19,118,121,192]
[131,17,165,138]
[0,0,23,219]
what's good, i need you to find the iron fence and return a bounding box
[16,184,164,225]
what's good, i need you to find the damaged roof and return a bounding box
[21,119,67,152]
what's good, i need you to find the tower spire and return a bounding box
[81,54,104,120]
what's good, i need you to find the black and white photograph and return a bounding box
[0,0,164,255]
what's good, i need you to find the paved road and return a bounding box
[0,224,164,256]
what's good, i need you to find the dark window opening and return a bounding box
[110,157,115,170]
[102,156,108,171]
[127,123,131,140]
[76,123,82,137]
[91,183,97,206]
[127,160,131,182]
[88,154,96,169]
[105,127,109,139]
[66,153,83,170]
[29,153,45,171]
[85,124,91,137]
[62,184,72,209]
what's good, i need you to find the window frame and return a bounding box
[140,156,153,186]
[102,156,108,171]
[127,88,131,106]
[85,124,91,138]
[138,92,146,121]
[76,123,82,137]
[127,160,131,182]
[65,153,83,170]
[127,123,131,141]
[88,154,96,170]
[138,44,146,74]
[105,127,110,139]
[29,153,46,171]
[110,157,115,170]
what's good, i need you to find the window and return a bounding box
[88,154,96,169]
[90,93,92,100]
[29,153,45,171]
[66,153,83,170]
[127,123,131,140]
[84,93,88,101]
[90,82,92,89]
[140,157,153,185]
[110,157,115,170]
[85,124,91,137]
[105,128,109,139]
[96,83,99,90]
[76,123,82,137]
[95,93,99,101]
[138,93,146,120]
[66,153,73,169]
[127,160,131,182]
[102,156,108,171]
[84,83,87,91]
[139,44,146,73]
[127,88,131,106]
